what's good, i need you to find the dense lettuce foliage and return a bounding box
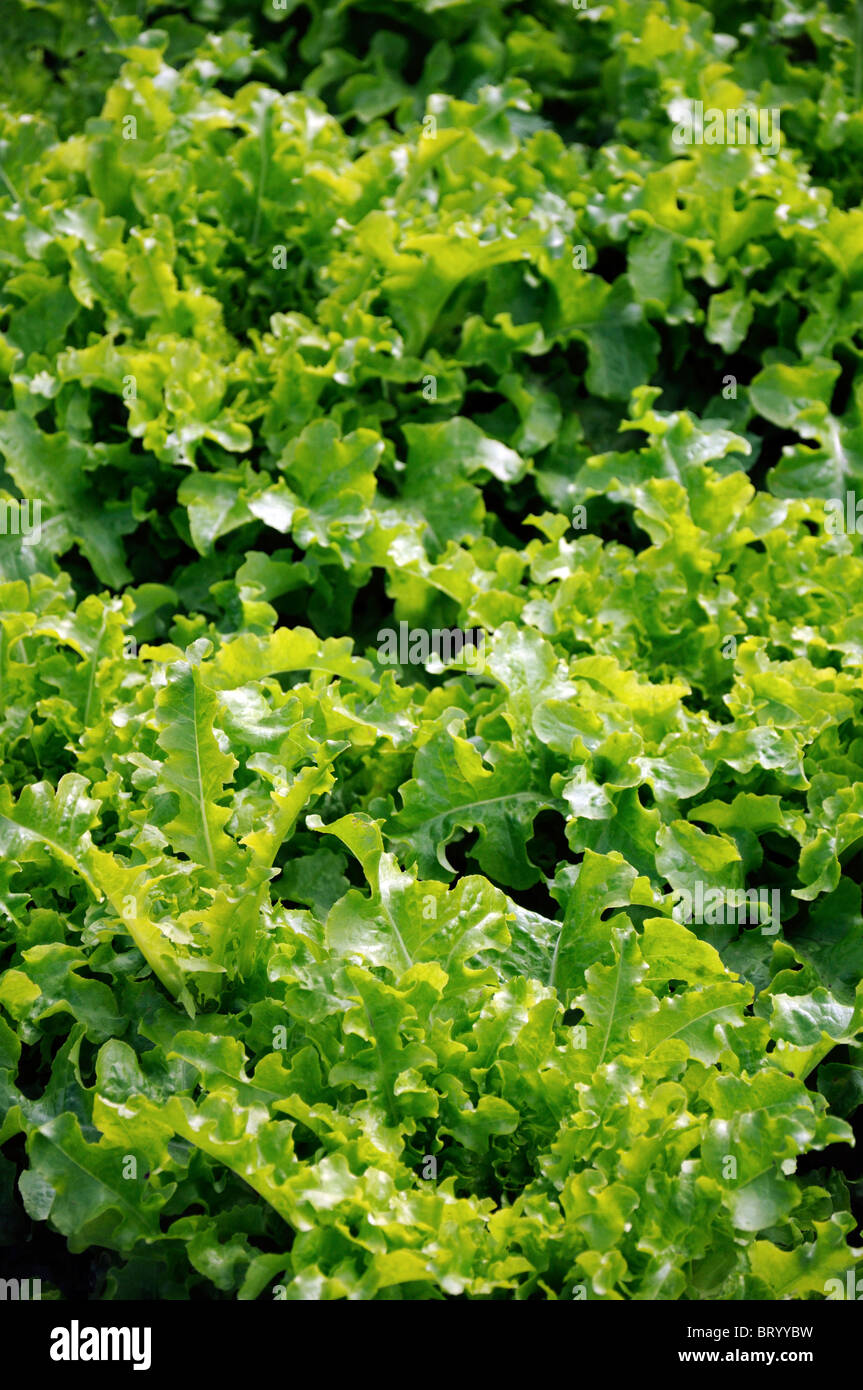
[2,0,863,1300]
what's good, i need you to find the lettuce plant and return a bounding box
[1,0,863,1301]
